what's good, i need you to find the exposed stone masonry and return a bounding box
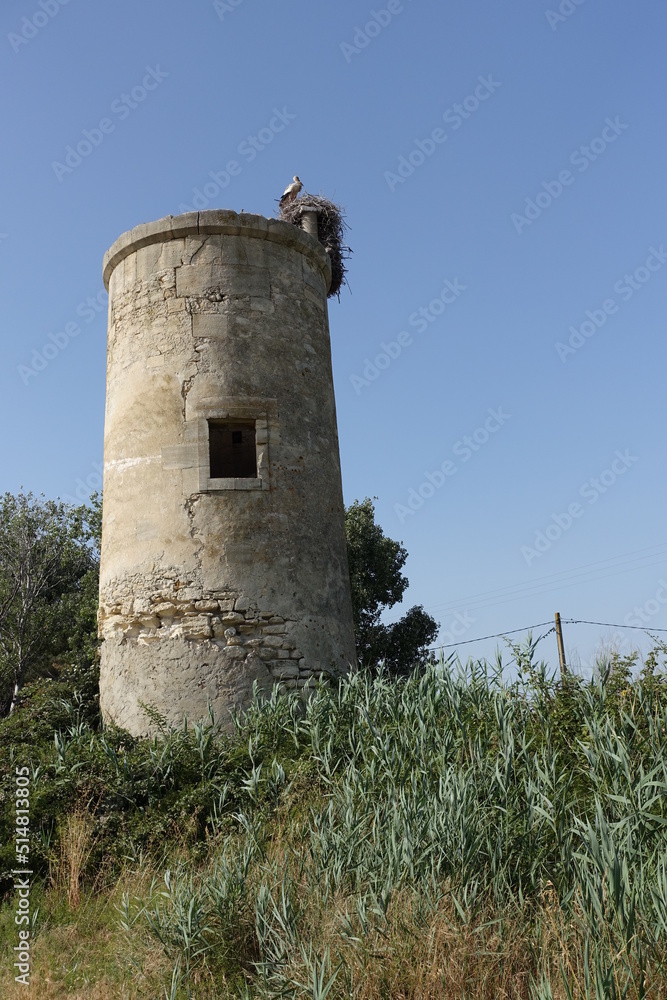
[99,573,315,690]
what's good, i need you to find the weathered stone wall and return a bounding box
[99,210,357,734]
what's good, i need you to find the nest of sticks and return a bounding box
[278,193,351,299]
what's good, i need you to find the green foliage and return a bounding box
[0,659,101,887]
[0,666,312,896]
[344,498,438,674]
[0,491,101,713]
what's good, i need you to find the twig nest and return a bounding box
[278,193,351,299]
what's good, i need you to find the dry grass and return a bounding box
[2,875,665,1000]
[235,827,658,1000]
[0,893,164,998]
[262,884,665,1000]
[0,857,184,1000]
[52,808,97,909]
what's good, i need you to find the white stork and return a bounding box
[279,175,303,208]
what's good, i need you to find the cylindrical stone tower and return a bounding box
[98,210,357,734]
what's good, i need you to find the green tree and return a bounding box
[345,498,438,676]
[0,491,101,714]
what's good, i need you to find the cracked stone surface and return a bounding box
[99,210,357,735]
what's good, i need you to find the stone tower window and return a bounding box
[208,421,257,479]
[194,403,272,493]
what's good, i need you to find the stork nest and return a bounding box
[278,194,351,299]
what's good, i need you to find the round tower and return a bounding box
[98,209,357,734]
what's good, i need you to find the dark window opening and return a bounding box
[209,421,257,478]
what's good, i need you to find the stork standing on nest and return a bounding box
[278,175,303,209]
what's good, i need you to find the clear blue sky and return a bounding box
[1,0,665,673]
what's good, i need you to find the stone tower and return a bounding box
[98,210,357,735]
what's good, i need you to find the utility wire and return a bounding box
[431,620,557,650]
[450,558,667,617]
[429,617,667,652]
[424,542,667,617]
[570,619,667,633]
[427,545,667,611]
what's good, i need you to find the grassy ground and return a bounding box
[2,643,667,998]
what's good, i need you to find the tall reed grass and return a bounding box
[117,644,667,998]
